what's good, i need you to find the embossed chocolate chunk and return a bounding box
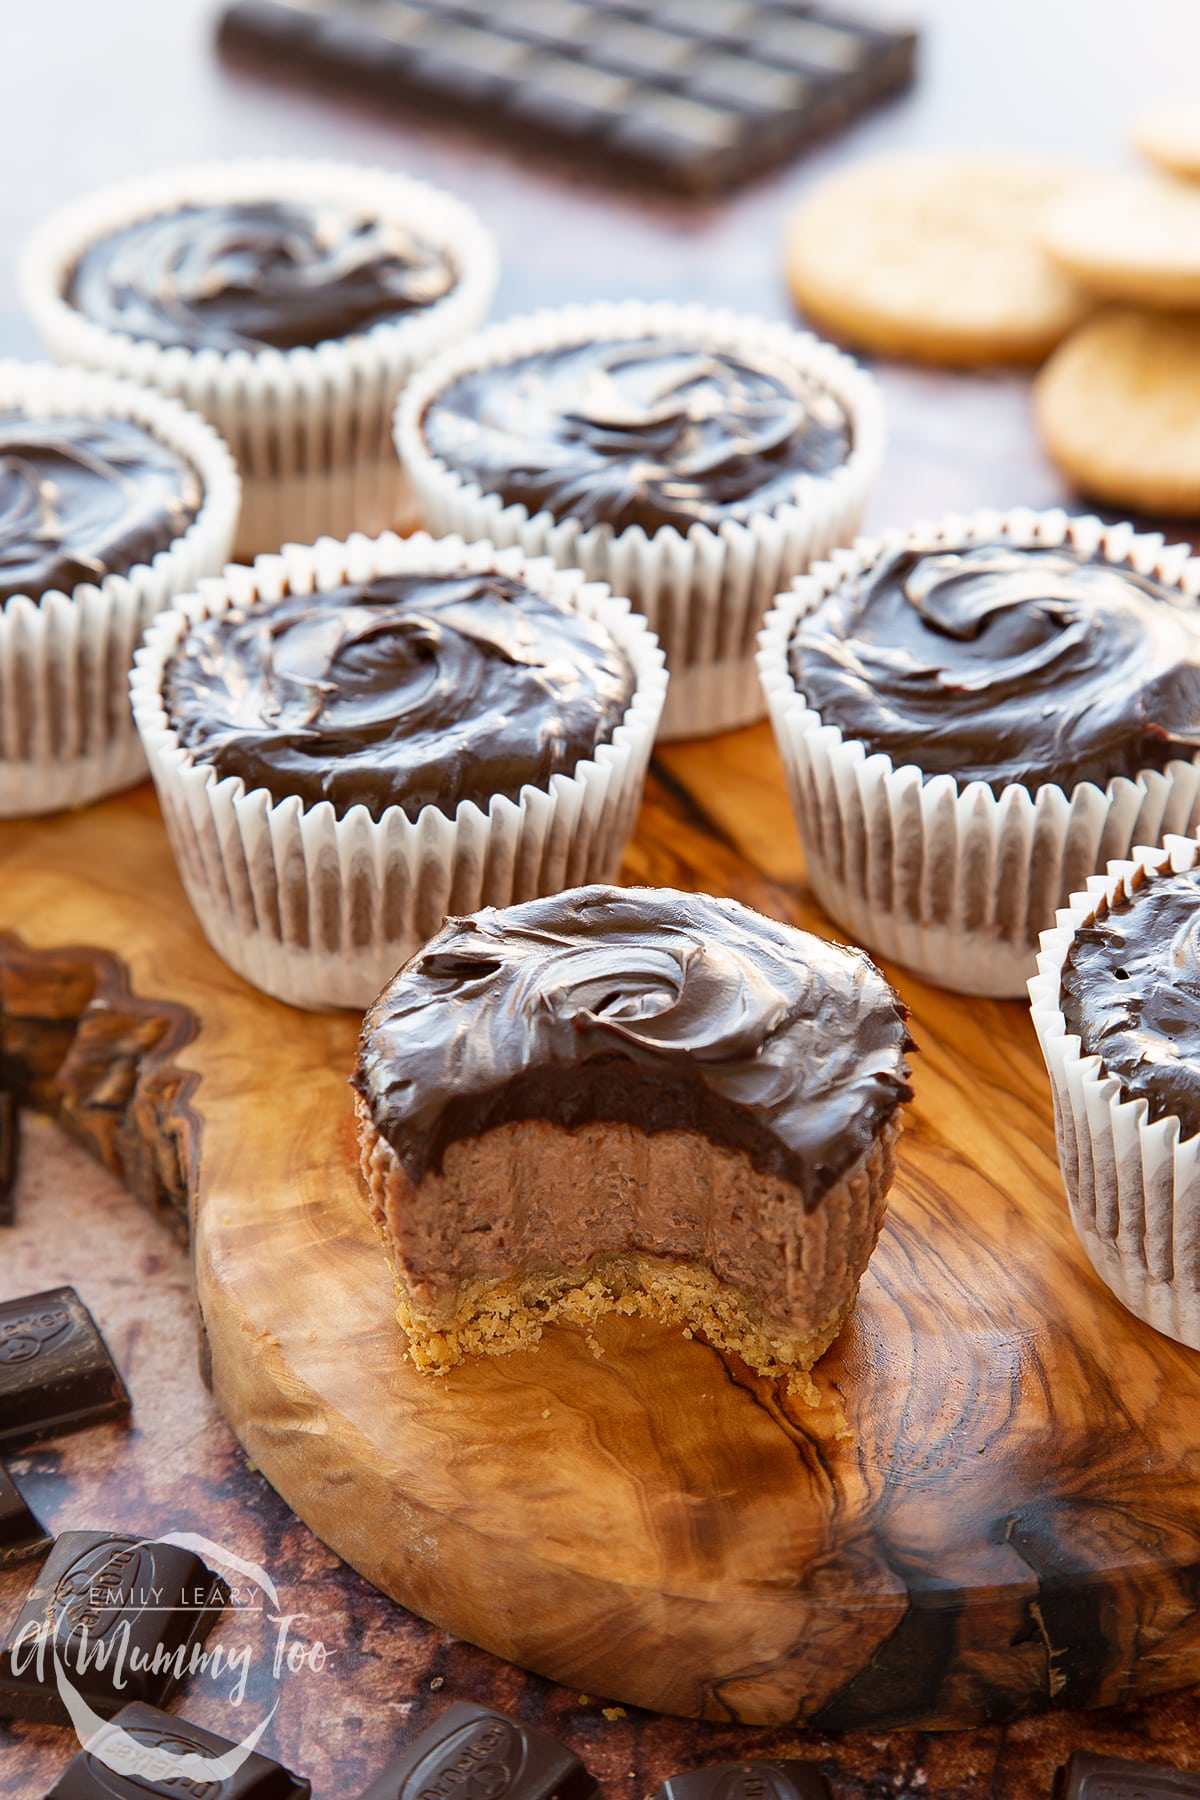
[0,1531,229,1724]
[0,1088,16,1226]
[653,1764,833,1800]
[46,1699,311,1798]
[356,1700,599,1800]
[0,1286,130,1448]
[0,1463,51,1568]
[1055,1750,1200,1800]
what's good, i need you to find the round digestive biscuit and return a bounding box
[1041,172,1200,308]
[1035,308,1200,516]
[784,151,1092,366]
[1134,100,1200,180]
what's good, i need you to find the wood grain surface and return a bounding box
[4,748,1200,1743]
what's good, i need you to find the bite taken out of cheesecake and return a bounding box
[352,885,913,1388]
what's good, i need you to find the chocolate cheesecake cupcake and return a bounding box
[1031,834,1200,1351]
[0,361,239,816]
[758,511,1200,996]
[21,160,497,557]
[131,534,666,1008]
[396,301,883,740]
[354,884,913,1382]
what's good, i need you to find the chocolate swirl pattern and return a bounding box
[789,540,1200,795]
[67,201,456,353]
[0,411,200,606]
[355,885,912,1201]
[1062,862,1200,1138]
[421,336,852,534]
[163,573,635,822]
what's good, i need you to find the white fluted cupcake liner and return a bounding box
[0,361,240,818]
[758,508,1200,998]
[20,159,498,559]
[395,300,883,741]
[131,532,668,1011]
[1030,835,1200,1351]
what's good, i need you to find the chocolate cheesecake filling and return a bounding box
[0,412,200,605]
[1061,859,1200,1139]
[789,539,1200,795]
[162,571,636,821]
[67,199,456,353]
[354,885,913,1205]
[420,335,852,534]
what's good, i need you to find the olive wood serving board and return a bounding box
[3,746,1200,1734]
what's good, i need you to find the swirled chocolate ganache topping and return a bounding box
[789,539,1200,795]
[163,572,635,821]
[1061,861,1200,1139]
[354,885,913,1203]
[66,200,456,353]
[421,336,852,534]
[0,412,200,606]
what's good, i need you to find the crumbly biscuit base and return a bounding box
[356,1098,899,1392]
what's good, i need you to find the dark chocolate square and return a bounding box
[684,50,812,114]
[509,53,634,137]
[357,1701,599,1800]
[0,1088,17,1227]
[0,1463,51,1568]
[653,1764,834,1800]
[46,1700,311,1798]
[0,1286,131,1449]
[610,88,748,186]
[584,15,697,78]
[487,0,595,48]
[1055,1751,1200,1800]
[0,1530,229,1724]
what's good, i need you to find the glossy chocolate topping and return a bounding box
[1061,859,1200,1139]
[354,885,913,1203]
[789,539,1200,795]
[421,335,852,534]
[0,412,199,606]
[163,572,635,821]
[67,200,456,353]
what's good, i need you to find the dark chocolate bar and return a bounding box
[653,1764,834,1800]
[0,1088,16,1226]
[0,1530,229,1724]
[46,1700,311,1799]
[0,1463,52,1568]
[1055,1751,1200,1800]
[357,1700,600,1800]
[217,0,917,197]
[0,1286,131,1449]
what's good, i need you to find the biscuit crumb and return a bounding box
[602,1707,626,1722]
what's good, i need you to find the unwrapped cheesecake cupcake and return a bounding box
[759,509,1200,997]
[131,534,666,1009]
[354,884,913,1384]
[21,160,497,558]
[396,301,883,740]
[1030,834,1200,1351]
[0,360,239,817]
